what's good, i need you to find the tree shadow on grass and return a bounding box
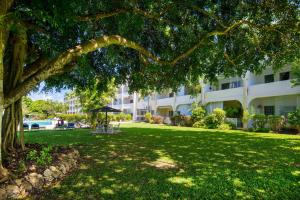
[26,125,300,200]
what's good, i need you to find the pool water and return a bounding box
[24,120,53,126]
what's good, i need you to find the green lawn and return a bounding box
[25,123,300,199]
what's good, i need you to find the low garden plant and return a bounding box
[288,108,300,132]
[151,115,164,124]
[26,145,53,166]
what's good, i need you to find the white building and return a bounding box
[111,66,300,127]
[64,96,82,114]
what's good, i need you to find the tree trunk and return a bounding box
[0,0,15,180]
[2,26,27,154]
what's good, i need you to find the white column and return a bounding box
[121,85,124,112]
[200,79,208,105]
[132,92,137,121]
[242,71,250,129]
[242,71,250,110]
[173,91,176,113]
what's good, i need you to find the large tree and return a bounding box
[1,0,300,178]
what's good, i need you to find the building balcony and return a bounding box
[157,97,174,107]
[205,87,243,103]
[123,103,133,109]
[175,95,197,105]
[248,80,300,100]
[111,104,122,110]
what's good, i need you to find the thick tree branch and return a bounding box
[4,20,280,107]
[21,57,49,82]
[0,0,14,15]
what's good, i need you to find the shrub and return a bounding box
[218,123,231,130]
[180,116,193,127]
[192,121,205,128]
[57,114,86,122]
[118,112,127,121]
[252,114,268,129]
[151,115,163,124]
[226,122,237,130]
[171,115,181,126]
[288,109,300,132]
[224,107,241,118]
[144,112,152,123]
[268,115,285,132]
[191,106,206,122]
[204,115,219,129]
[125,114,132,121]
[213,108,226,124]
[255,128,270,133]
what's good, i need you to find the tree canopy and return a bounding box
[1,0,300,176]
[3,0,300,105]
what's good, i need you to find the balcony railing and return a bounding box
[205,87,243,103]
[248,79,299,99]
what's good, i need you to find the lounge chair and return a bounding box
[31,123,39,130]
[91,125,105,135]
[113,123,121,133]
[23,123,29,130]
[67,122,75,129]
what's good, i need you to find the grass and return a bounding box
[25,123,300,199]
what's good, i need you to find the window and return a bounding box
[264,74,274,83]
[221,83,230,90]
[280,72,290,81]
[130,99,134,103]
[169,111,174,117]
[264,106,275,115]
[231,81,242,88]
[169,92,174,97]
[279,106,296,117]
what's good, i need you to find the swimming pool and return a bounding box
[24,120,53,127]
[24,120,55,130]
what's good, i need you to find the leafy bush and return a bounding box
[125,114,132,121]
[255,128,270,133]
[192,121,205,128]
[144,112,152,123]
[218,123,231,130]
[191,106,206,122]
[171,115,182,126]
[288,109,300,132]
[213,108,226,124]
[26,145,53,166]
[268,115,285,132]
[57,114,86,122]
[226,121,237,130]
[224,107,241,118]
[203,108,226,129]
[180,116,193,127]
[204,115,219,129]
[171,115,193,127]
[151,115,163,124]
[252,114,268,129]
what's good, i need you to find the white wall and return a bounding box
[249,94,299,115]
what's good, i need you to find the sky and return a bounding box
[29,82,69,102]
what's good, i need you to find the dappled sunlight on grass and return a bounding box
[25,123,300,199]
[167,176,195,187]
